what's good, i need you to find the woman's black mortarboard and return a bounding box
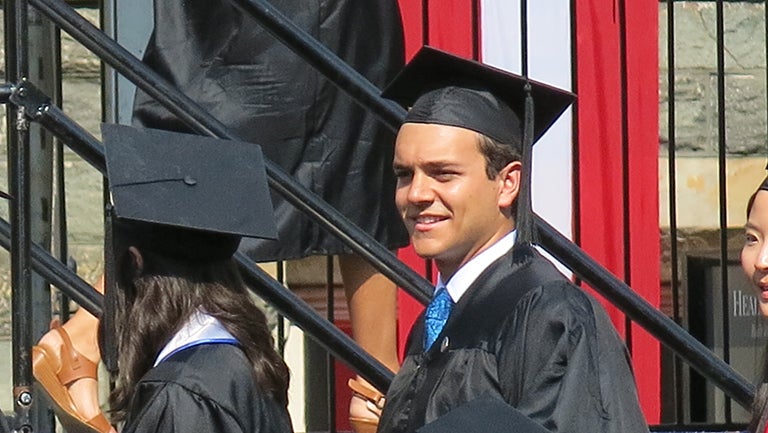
[381,46,575,245]
[99,124,278,372]
[102,123,278,261]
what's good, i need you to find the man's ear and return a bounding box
[498,161,522,209]
[128,246,144,275]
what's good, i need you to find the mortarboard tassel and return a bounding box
[100,204,119,375]
[516,82,538,245]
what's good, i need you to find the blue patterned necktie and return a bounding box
[424,286,454,350]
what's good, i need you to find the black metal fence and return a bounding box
[0,0,764,432]
[661,0,768,428]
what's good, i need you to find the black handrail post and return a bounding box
[5,0,35,428]
[665,0,683,422]
[714,0,733,422]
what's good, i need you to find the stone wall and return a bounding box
[659,2,767,156]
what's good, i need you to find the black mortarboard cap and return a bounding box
[102,123,278,262]
[382,46,574,245]
[416,393,551,433]
[381,46,575,149]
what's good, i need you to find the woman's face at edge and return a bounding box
[742,190,768,317]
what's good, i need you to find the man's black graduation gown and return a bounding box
[122,344,292,433]
[132,0,408,260]
[377,244,649,433]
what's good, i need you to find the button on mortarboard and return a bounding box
[102,123,278,261]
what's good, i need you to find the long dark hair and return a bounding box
[107,247,289,421]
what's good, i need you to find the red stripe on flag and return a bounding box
[426,0,475,58]
[625,0,661,422]
[575,0,660,422]
[397,0,425,59]
[575,1,626,324]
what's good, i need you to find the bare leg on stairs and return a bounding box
[339,254,399,432]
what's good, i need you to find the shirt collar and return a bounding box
[437,230,516,303]
[153,309,238,366]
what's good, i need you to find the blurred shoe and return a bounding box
[348,378,385,433]
[32,320,112,433]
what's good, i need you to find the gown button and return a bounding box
[440,336,450,352]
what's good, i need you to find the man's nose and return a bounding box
[407,173,434,204]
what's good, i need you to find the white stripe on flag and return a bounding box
[481,0,573,274]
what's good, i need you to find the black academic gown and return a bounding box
[377,244,650,433]
[132,0,408,260]
[121,344,292,433]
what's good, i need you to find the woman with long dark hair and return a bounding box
[742,176,768,432]
[102,124,291,432]
[108,229,290,431]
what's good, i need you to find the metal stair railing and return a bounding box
[2,0,757,426]
[2,77,397,389]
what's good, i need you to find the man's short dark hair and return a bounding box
[477,133,520,217]
[477,134,521,180]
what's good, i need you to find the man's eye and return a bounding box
[433,172,457,181]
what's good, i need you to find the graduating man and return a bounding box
[377,47,649,433]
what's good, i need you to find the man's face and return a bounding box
[393,122,519,278]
